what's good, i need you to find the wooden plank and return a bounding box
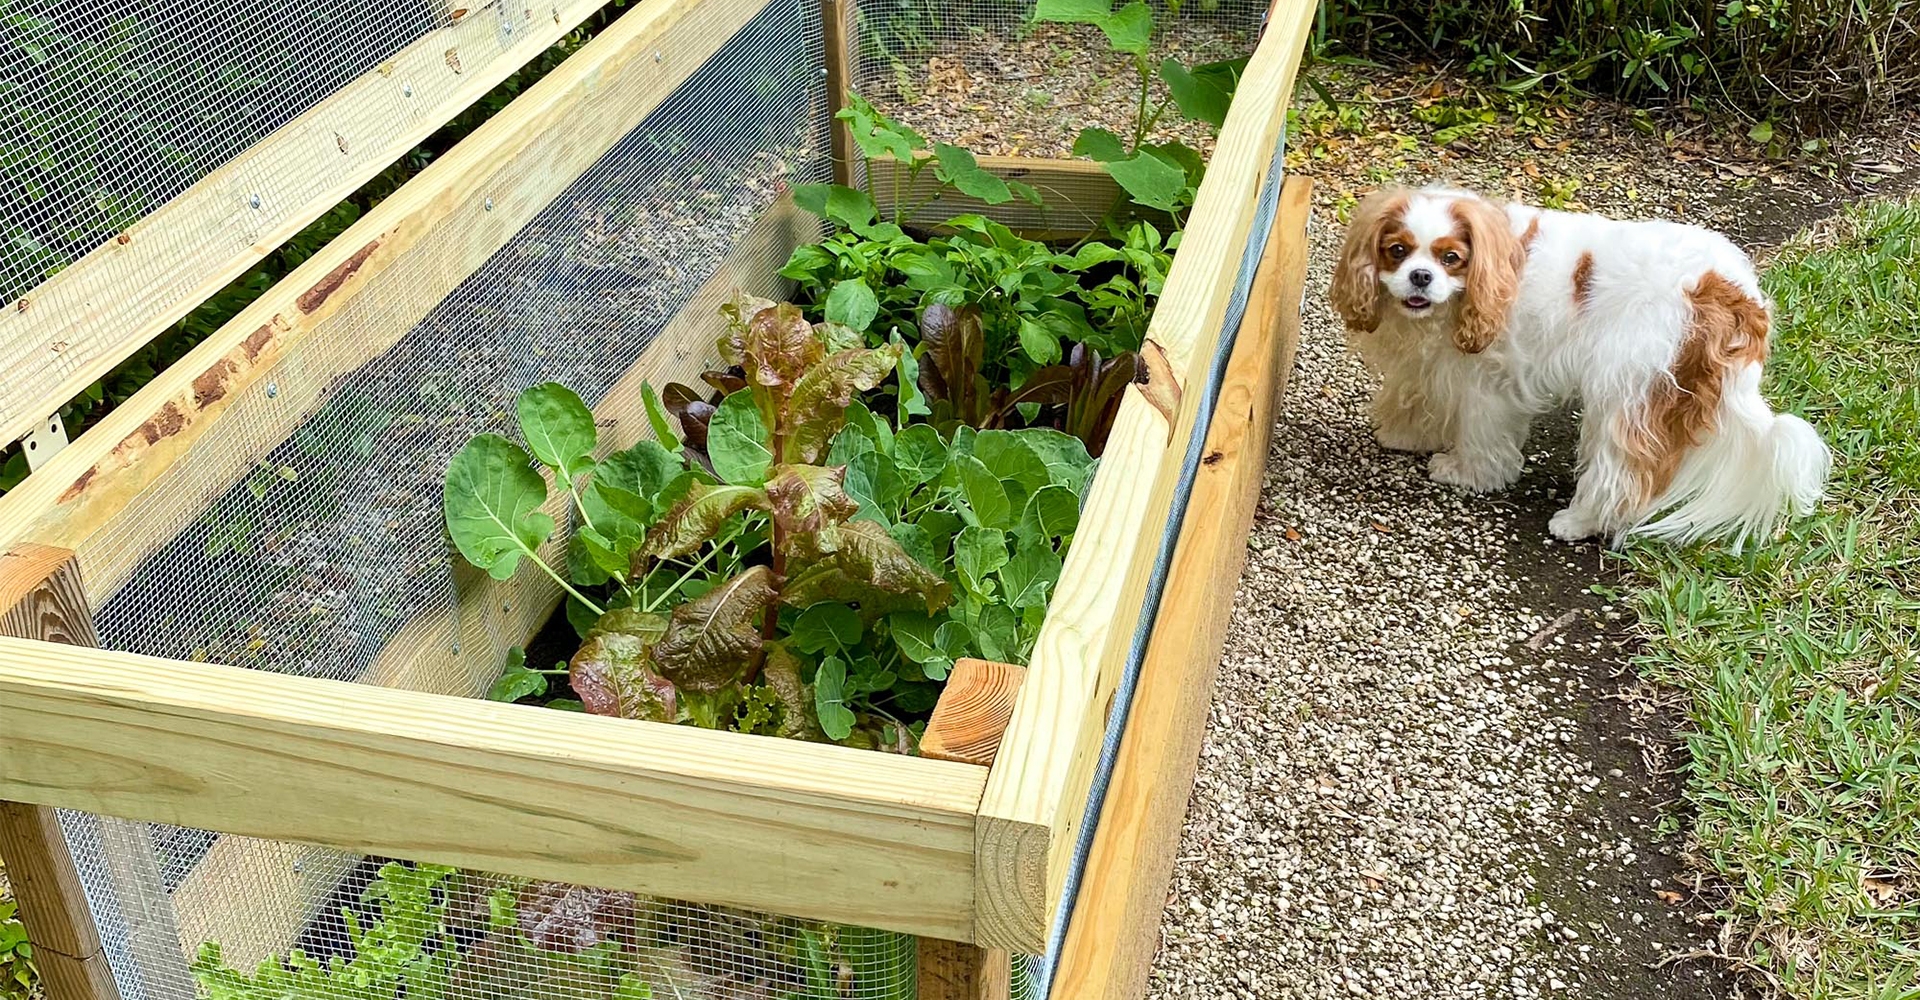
[0,638,986,943]
[869,156,1121,240]
[1050,176,1311,1000]
[920,659,1028,767]
[917,660,1022,1000]
[0,0,616,449]
[0,0,786,606]
[970,0,1317,954]
[821,0,857,187]
[0,546,118,1000]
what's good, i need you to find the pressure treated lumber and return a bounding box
[869,156,1122,240]
[0,638,987,942]
[918,661,1025,1000]
[0,546,118,1000]
[970,0,1317,954]
[0,0,784,606]
[821,0,856,187]
[0,0,614,449]
[920,659,1030,767]
[1051,175,1312,1000]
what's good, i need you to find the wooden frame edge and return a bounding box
[1049,175,1312,1000]
[0,635,987,942]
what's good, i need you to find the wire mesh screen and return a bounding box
[0,0,608,439]
[38,3,927,1000]
[852,0,1268,155]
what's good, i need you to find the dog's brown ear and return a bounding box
[1330,191,1405,333]
[1451,196,1525,354]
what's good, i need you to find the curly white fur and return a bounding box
[1332,185,1829,549]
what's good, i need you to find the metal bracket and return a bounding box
[20,411,69,471]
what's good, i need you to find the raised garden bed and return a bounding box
[0,1,1316,999]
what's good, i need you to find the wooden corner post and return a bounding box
[0,546,120,1000]
[820,0,856,187]
[917,659,1026,1000]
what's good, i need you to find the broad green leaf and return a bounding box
[826,426,878,466]
[1016,428,1096,489]
[1104,150,1190,214]
[1072,127,1129,162]
[888,611,940,663]
[892,423,948,487]
[813,656,858,743]
[791,183,878,231]
[642,382,680,450]
[844,450,904,525]
[1021,484,1082,542]
[844,398,895,455]
[789,603,863,653]
[584,438,682,542]
[1035,0,1113,24]
[516,383,598,483]
[975,431,1051,494]
[999,545,1062,609]
[653,565,776,690]
[968,601,1019,662]
[887,521,940,570]
[1008,179,1044,207]
[957,454,1012,528]
[825,278,880,331]
[443,434,554,581]
[643,483,769,560]
[934,142,1011,204]
[568,526,623,585]
[761,644,829,742]
[708,391,773,485]
[934,620,973,660]
[486,647,546,702]
[1099,2,1153,56]
[1017,315,1064,365]
[1160,58,1235,128]
[954,526,1010,595]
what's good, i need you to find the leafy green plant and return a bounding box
[0,895,33,1000]
[1034,0,1246,217]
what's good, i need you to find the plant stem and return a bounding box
[1132,56,1152,150]
[641,541,727,613]
[528,550,606,617]
[567,481,627,589]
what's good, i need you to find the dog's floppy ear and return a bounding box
[1450,195,1525,354]
[1329,191,1404,333]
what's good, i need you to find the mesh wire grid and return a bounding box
[0,0,606,438]
[44,3,931,999]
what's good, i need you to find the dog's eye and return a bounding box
[1387,244,1409,260]
[1442,251,1463,266]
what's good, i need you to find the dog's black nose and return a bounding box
[1409,268,1433,288]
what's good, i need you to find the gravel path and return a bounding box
[1140,78,1919,1000]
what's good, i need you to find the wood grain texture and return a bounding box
[916,936,1010,1000]
[920,659,1029,767]
[821,0,856,187]
[0,0,614,448]
[0,0,782,605]
[0,638,986,942]
[1050,176,1311,1000]
[0,546,117,1000]
[971,0,1317,954]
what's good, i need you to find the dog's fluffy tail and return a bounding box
[1628,363,1830,551]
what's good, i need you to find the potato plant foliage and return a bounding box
[444,297,1091,747]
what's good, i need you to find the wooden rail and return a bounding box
[971,0,1317,954]
[1051,175,1312,1000]
[0,0,616,449]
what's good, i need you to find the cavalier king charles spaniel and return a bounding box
[1331,185,1829,548]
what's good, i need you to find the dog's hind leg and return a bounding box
[1550,415,1645,541]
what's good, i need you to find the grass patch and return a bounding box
[1628,197,1920,997]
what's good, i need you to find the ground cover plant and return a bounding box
[1625,196,1920,998]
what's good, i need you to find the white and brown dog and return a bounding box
[1331,186,1829,547]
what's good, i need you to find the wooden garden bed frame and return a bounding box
[0,0,1317,998]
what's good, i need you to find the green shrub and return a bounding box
[1318,0,1919,130]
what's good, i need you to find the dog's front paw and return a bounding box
[1428,451,1520,493]
[1548,507,1601,542]
[1374,423,1445,453]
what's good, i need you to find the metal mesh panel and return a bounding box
[0,0,608,439]
[44,4,928,1000]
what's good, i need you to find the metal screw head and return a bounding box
[484,197,494,211]
[451,641,462,655]
[654,50,663,63]
[265,382,279,399]
[819,66,829,77]
[249,193,261,209]
[402,82,414,97]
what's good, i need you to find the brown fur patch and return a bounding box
[1447,198,1526,354]
[1571,252,1595,310]
[1431,235,1471,275]
[1330,191,1411,333]
[192,359,238,408]
[1520,216,1541,252]
[297,239,381,314]
[1622,271,1771,502]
